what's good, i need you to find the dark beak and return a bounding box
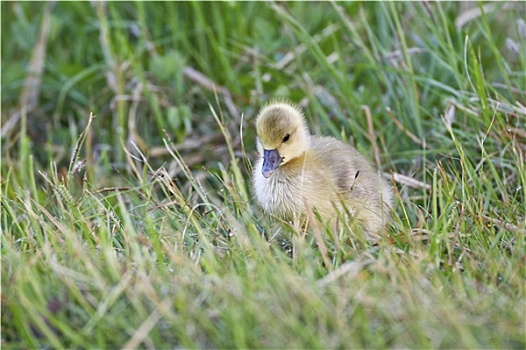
[262,149,282,178]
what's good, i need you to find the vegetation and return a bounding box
[2,2,525,348]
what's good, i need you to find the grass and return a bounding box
[1,1,525,348]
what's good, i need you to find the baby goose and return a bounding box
[253,102,392,236]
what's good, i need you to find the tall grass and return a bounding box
[2,2,525,348]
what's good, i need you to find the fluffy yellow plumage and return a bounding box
[253,102,392,236]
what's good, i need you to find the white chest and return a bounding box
[253,162,307,218]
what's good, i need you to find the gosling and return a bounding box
[253,102,392,236]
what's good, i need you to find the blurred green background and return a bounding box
[3,2,522,181]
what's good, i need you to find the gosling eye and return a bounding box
[282,134,290,143]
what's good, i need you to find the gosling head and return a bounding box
[255,102,311,178]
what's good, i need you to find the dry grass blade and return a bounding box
[95,1,118,92]
[362,105,381,169]
[94,187,132,194]
[310,219,332,270]
[317,257,370,287]
[479,214,525,234]
[123,299,171,349]
[1,2,55,138]
[148,133,222,157]
[183,67,239,118]
[388,171,432,191]
[456,2,518,29]
[274,23,339,70]
[385,107,425,147]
